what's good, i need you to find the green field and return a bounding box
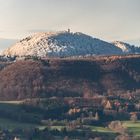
[89,126,114,133]
[88,125,117,139]
[0,118,38,130]
[0,101,23,104]
[123,121,140,137]
[1,102,139,140]
[0,118,117,140]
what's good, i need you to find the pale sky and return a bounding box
[0,0,140,46]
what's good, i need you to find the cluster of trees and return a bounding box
[1,55,140,100]
[0,55,16,62]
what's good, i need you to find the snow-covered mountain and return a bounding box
[2,31,123,57]
[112,41,140,54]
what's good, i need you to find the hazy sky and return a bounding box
[0,0,140,45]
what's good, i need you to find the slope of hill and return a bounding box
[1,55,140,100]
[112,41,140,54]
[2,31,123,57]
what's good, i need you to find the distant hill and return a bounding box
[2,31,123,57]
[2,31,140,57]
[1,55,140,100]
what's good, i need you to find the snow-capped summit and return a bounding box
[2,31,123,57]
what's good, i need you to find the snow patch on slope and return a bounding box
[112,41,133,53]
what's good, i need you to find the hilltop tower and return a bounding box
[68,28,70,33]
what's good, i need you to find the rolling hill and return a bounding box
[2,31,123,57]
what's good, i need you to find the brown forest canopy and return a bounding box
[0,55,140,100]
